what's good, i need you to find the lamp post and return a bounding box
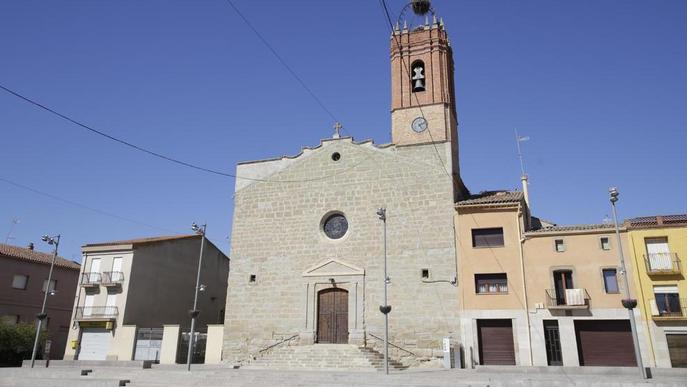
[187,222,206,372]
[609,188,646,379]
[30,234,60,368]
[377,208,391,375]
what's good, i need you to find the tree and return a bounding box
[0,320,47,367]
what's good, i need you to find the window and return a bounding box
[472,228,504,248]
[475,273,508,294]
[554,239,566,252]
[42,279,57,293]
[11,274,28,290]
[421,269,430,279]
[411,60,426,92]
[322,213,348,240]
[654,285,682,317]
[600,237,611,250]
[602,268,619,293]
[249,274,256,283]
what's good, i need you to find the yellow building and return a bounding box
[627,215,687,368]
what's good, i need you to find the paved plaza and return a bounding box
[1,365,687,387]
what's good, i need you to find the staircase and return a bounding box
[243,344,407,371]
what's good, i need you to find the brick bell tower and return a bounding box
[390,15,466,196]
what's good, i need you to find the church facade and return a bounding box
[223,19,467,364]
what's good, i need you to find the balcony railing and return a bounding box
[80,272,102,287]
[102,271,125,286]
[75,306,119,320]
[644,253,682,275]
[545,288,591,309]
[651,298,687,319]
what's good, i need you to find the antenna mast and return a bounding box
[514,129,531,209]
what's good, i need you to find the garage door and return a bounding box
[477,319,516,365]
[79,328,112,360]
[667,334,687,368]
[575,320,636,366]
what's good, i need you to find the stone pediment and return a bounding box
[302,259,364,277]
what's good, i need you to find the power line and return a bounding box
[223,0,342,131]
[0,176,177,233]
[0,83,363,183]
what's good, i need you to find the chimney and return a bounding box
[521,174,530,208]
[27,242,34,250]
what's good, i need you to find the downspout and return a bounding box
[628,233,656,366]
[517,202,533,366]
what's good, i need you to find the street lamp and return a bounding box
[377,208,391,375]
[187,223,206,372]
[30,234,60,368]
[609,188,646,379]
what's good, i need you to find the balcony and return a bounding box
[102,271,125,287]
[545,288,591,310]
[644,253,682,276]
[80,272,102,288]
[75,306,118,321]
[651,298,687,321]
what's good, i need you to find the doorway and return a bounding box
[553,270,574,305]
[317,288,348,344]
[544,320,563,366]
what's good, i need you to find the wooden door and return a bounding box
[667,334,687,368]
[575,320,636,366]
[317,288,348,344]
[477,319,516,365]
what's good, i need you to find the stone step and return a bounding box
[246,344,407,371]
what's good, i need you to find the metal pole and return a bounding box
[187,224,206,372]
[377,208,390,375]
[609,189,646,379]
[383,213,389,375]
[31,235,59,368]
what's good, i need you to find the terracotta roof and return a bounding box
[457,191,524,206]
[626,214,687,228]
[0,243,80,270]
[83,234,200,248]
[528,224,616,233]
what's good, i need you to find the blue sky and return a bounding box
[1,0,685,262]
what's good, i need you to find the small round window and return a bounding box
[323,213,348,239]
[331,152,341,161]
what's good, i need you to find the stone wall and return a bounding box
[224,138,460,364]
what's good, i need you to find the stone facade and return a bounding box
[224,138,461,364]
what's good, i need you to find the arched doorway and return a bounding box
[317,288,348,344]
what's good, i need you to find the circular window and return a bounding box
[322,213,348,239]
[331,152,341,161]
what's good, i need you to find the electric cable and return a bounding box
[0,83,364,183]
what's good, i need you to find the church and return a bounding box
[223,9,469,365]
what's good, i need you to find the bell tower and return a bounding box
[390,16,465,196]
[390,19,457,147]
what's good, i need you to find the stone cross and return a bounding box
[333,122,342,139]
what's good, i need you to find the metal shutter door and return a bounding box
[667,334,687,368]
[574,320,636,366]
[478,319,516,365]
[79,328,112,360]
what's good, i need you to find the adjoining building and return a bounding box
[63,235,229,362]
[0,242,80,360]
[626,215,687,368]
[455,191,652,367]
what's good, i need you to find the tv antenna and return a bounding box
[5,218,20,244]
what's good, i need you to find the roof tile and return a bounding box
[0,243,80,270]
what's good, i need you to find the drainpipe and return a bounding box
[517,203,533,366]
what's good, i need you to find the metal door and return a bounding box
[134,328,163,362]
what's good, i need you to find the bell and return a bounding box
[414,79,425,90]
